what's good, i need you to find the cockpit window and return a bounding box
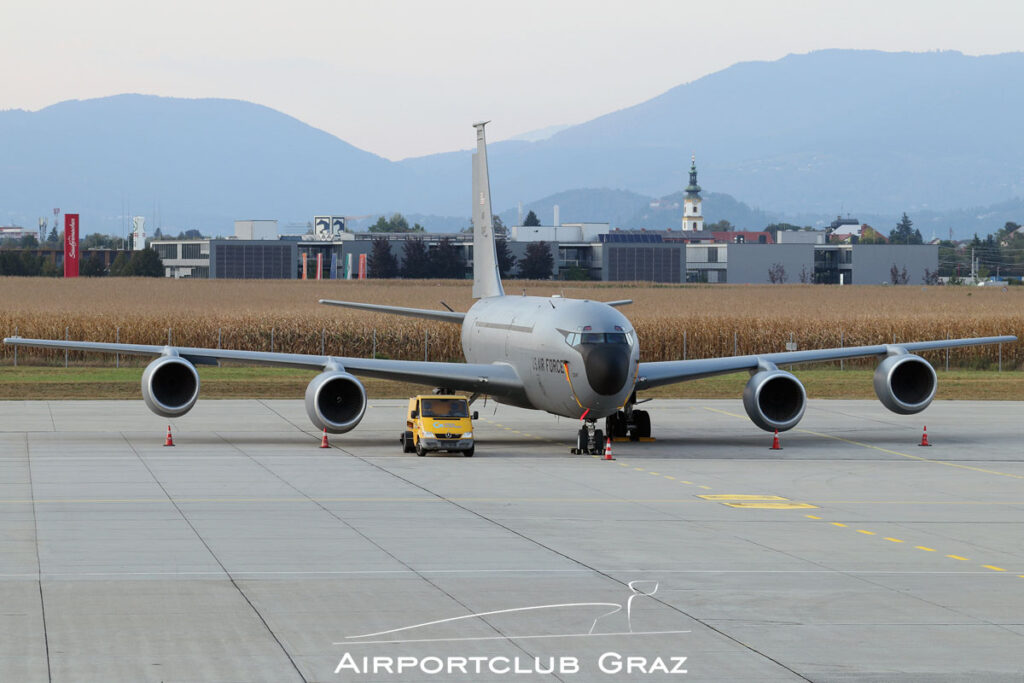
[565,330,633,346]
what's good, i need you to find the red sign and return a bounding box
[301,252,308,280]
[64,213,80,278]
[358,253,367,279]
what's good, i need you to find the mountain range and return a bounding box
[2,49,1022,239]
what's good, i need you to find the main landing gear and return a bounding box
[604,398,652,442]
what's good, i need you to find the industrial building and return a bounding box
[150,161,937,284]
[152,226,936,285]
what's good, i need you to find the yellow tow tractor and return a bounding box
[401,395,478,457]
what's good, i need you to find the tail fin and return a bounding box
[471,121,504,299]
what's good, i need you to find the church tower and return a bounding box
[682,155,703,232]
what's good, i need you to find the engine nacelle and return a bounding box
[305,371,367,434]
[873,354,936,414]
[141,356,200,418]
[742,369,807,432]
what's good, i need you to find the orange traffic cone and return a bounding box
[603,437,615,461]
[919,426,931,447]
[769,429,782,450]
[164,425,175,447]
[320,428,330,449]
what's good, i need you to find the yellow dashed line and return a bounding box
[699,495,787,501]
[724,502,818,509]
[592,418,1018,574]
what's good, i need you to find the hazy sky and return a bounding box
[3,0,1021,160]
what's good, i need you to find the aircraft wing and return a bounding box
[636,335,1017,390]
[603,300,633,307]
[319,299,465,323]
[2,337,523,395]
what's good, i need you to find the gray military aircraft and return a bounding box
[3,122,1016,453]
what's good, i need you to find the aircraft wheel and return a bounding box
[593,429,604,454]
[605,414,618,438]
[607,412,628,438]
[635,410,651,439]
[576,428,588,454]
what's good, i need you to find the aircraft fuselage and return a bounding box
[462,295,639,419]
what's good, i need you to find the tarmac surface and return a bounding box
[1,397,1023,682]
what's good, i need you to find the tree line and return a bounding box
[367,235,556,280]
[0,245,164,277]
[938,222,1023,280]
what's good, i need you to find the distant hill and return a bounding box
[0,94,406,235]
[2,50,1023,238]
[497,188,651,228]
[400,50,1024,227]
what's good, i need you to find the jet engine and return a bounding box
[873,354,936,414]
[742,368,807,432]
[305,371,367,434]
[141,356,200,418]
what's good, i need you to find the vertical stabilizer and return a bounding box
[472,122,504,299]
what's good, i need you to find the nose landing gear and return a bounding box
[571,420,604,455]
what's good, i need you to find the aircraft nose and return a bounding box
[584,346,631,396]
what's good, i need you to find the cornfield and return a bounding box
[1,277,1021,369]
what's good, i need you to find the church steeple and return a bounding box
[682,154,704,232]
[685,154,701,198]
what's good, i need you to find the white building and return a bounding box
[0,226,31,240]
[234,220,278,240]
[508,222,609,243]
